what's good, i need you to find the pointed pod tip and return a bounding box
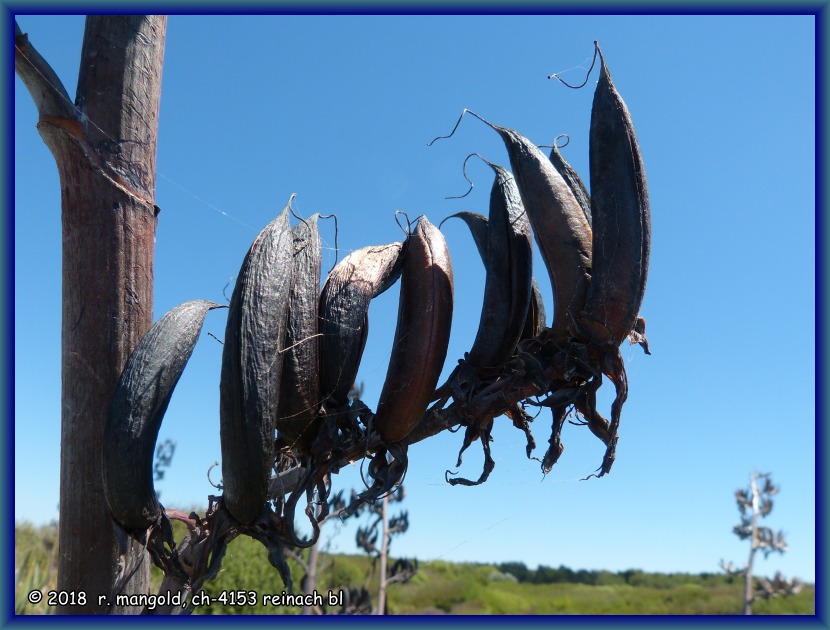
[415,214,434,234]
[203,300,227,311]
[470,151,501,175]
[168,299,227,320]
[594,42,611,81]
[463,109,502,136]
[283,193,303,220]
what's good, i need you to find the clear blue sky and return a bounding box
[14,14,816,585]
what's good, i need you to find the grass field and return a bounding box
[15,521,814,615]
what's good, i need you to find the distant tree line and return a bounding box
[495,563,742,589]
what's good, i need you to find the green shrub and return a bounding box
[320,555,367,591]
[15,522,59,615]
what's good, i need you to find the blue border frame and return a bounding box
[815,0,826,624]
[4,3,825,626]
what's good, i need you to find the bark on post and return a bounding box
[15,15,167,613]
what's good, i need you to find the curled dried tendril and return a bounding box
[445,419,495,487]
[547,40,600,87]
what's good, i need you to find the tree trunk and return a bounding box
[301,537,321,614]
[15,15,166,614]
[743,474,760,615]
[376,493,389,615]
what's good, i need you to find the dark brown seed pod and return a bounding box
[579,44,651,477]
[220,207,294,525]
[277,215,323,451]
[496,125,592,343]
[442,157,533,372]
[318,242,405,410]
[433,207,544,406]
[103,299,223,530]
[549,137,592,228]
[469,159,533,371]
[374,217,454,444]
[441,211,488,258]
[521,277,547,342]
[431,211,487,402]
[442,212,546,344]
[580,42,651,349]
[445,113,592,342]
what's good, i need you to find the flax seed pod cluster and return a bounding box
[101,42,650,592]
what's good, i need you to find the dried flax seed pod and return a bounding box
[432,111,593,342]
[492,123,592,343]
[220,207,294,525]
[580,42,651,350]
[548,137,592,228]
[374,217,454,444]
[521,278,547,342]
[103,299,223,530]
[442,211,488,259]
[467,158,533,372]
[277,215,323,451]
[441,156,533,372]
[434,212,544,411]
[318,242,405,410]
[574,42,652,475]
[444,212,546,344]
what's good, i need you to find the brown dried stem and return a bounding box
[14,20,77,121]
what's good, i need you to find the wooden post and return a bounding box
[15,15,167,613]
